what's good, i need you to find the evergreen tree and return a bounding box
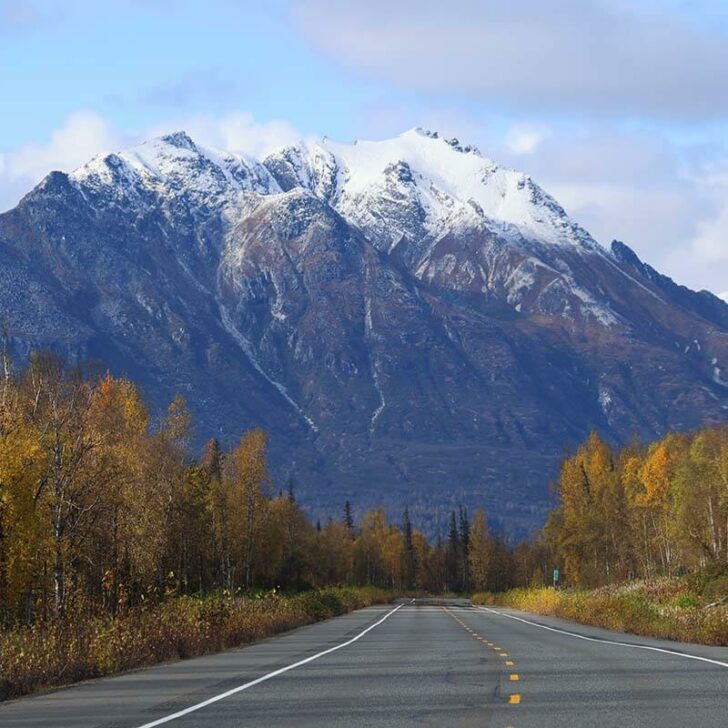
[459,505,470,592]
[402,506,416,589]
[201,438,224,482]
[446,510,460,591]
[344,500,354,534]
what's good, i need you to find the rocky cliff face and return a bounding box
[1,128,726,534]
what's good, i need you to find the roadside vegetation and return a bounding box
[0,586,387,701]
[473,572,728,645]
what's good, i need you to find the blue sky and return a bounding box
[1,0,728,296]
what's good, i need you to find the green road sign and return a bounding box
[553,569,559,581]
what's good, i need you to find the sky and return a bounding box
[1,0,728,297]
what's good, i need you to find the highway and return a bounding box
[1,600,726,727]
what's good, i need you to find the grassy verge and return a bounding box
[472,574,728,646]
[0,586,389,702]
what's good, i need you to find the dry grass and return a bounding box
[0,587,388,701]
[472,576,728,646]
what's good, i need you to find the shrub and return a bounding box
[702,575,728,602]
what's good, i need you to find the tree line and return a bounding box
[1,352,725,624]
[0,354,519,625]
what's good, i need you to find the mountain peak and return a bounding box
[70,130,280,203]
[158,130,197,151]
[406,127,481,155]
[264,129,597,254]
[66,127,599,255]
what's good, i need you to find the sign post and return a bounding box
[552,568,559,589]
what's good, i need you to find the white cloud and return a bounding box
[663,162,728,293]
[0,111,127,212]
[449,120,727,295]
[505,125,546,155]
[0,110,305,212]
[149,112,304,159]
[293,0,728,121]
[6,111,125,181]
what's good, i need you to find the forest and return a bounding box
[1,353,727,697]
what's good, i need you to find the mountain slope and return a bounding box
[0,129,726,534]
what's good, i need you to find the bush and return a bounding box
[702,575,728,602]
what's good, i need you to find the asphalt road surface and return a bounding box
[2,599,727,727]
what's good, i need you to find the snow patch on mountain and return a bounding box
[71,131,280,211]
[217,296,318,432]
[712,357,728,387]
[364,292,386,435]
[264,128,600,253]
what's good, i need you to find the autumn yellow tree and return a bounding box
[637,434,686,574]
[227,429,270,589]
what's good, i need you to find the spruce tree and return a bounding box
[447,510,460,591]
[402,506,416,589]
[344,500,354,534]
[459,505,470,592]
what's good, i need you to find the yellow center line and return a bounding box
[442,606,522,710]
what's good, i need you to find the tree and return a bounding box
[459,506,470,592]
[402,507,416,589]
[25,354,99,616]
[446,511,460,591]
[228,429,270,589]
[344,500,354,534]
[638,435,685,574]
[468,508,491,592]
[673,429,728,565]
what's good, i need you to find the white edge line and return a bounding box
[136,602,406,727]
[477,606,728,669]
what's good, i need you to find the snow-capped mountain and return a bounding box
[264,128,597,250]
[1,129,727,533]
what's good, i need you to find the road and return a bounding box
[1,600,726,727]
